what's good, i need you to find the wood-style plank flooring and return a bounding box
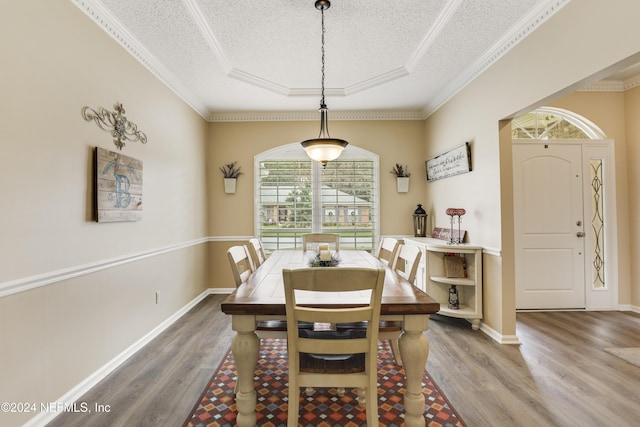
[48,296,640,426]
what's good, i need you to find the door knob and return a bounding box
[576,231,585,237]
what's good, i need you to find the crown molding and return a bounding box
[421,0,571,119]
[578,81,625,92]
[579,74,640,92]
[71,0,210,119]
[208,110,425,122]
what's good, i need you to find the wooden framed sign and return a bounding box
[95,147,143,222]
[425,142,472,182]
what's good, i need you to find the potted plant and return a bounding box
[219,161,243,193]
[391,163,411,192]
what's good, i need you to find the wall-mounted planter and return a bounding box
[224,178,237,194]
[397,177,410,193]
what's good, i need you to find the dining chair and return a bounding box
[283,267,385,427]
[247,237,267,270]
[377,237,400,267]
[379,243,422,366]
[336,243,422,366]
[227,245,254,287]
[301,233,340,251]
[227,245,290,340]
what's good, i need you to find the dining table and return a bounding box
[220,249,441,427]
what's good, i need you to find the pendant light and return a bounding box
[301,0,348,168]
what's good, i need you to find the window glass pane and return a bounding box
[590,159,605,289]
[258,160,312,252]
[321,160,375,251]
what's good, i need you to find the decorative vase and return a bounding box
[224,178,237,194]
[397,176,410,193]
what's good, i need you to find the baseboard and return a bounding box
[23,288,219,427]
[479,322,522,345]
[618,304,640,313]
[210,287,235,294]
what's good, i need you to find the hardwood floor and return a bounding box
[426,311,640,427]
[47,296,640,427]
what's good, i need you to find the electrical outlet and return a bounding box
[155,291,160,304]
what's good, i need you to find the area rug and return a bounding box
[184,339,465,427]
[604,347,640,368]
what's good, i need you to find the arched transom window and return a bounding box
[512,107,606,139]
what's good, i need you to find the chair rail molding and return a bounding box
[0,238,209,298]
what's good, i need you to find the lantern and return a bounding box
[412,204,427,237]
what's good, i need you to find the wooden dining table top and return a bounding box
[221,249,440,316]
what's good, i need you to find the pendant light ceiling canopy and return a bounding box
[300,0,348,168]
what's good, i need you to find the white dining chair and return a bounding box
[301,233,340,251]
[377,237,400,267]
[227,245,254,287]
[247,237,267,269]
[283,267,385,427]
[227,244,290,341]
[380,243,422,366]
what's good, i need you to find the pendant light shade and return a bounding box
[301,0,348,167]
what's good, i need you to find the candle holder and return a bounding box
[445,208,466,244]
[412,204,427,237]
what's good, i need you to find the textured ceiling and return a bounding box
[74,0,577,121]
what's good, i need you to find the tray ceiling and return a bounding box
[74,0,573,121]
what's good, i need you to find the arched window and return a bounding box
[255,143,379,254]
[512,107,606,139]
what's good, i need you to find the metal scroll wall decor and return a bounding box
[82,102,147,150]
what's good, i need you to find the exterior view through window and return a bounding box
[256,153,378,255]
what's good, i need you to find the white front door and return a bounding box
[513,143,586,309]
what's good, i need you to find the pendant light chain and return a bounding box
[300,0,348,168]
[320,7,326,107]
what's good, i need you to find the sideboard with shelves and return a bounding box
[403,238,483,329]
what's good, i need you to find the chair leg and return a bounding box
[288,386,299,427]
[356,387,366,407]
[365,385,378,425]
[390,338,403,366]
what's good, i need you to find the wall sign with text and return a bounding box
[425,142,472,182]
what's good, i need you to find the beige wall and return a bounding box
[207,120,426,288]
[0,2,209,424]
[424,0,640,336]
[624,86,640,307]
[548,91,632,305]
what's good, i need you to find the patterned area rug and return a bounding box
[184,339,465,427]
[604,347,640,368]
